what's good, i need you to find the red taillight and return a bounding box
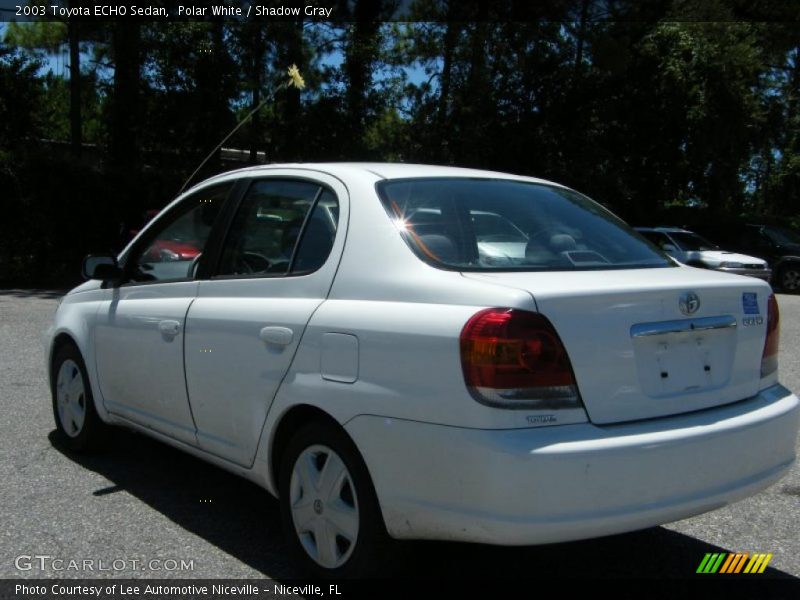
[460,308,583,409]
[761,293,780,377]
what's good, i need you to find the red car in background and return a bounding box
[129,209,202,262]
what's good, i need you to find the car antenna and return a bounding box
[178,64,306,195]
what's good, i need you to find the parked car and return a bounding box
[124,209,203,261]
[47,164,799,577]
[635,227,771,282]
[723,224,800,292]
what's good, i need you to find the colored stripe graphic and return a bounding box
[726,553,746,573]
[758,554,773,573]
[744,553,774,574]
[720,553,745,573]
[697,553,726,573]
[745,555,762,574]
[699,552,773,574]
[719,554,736,573]
[697,553,713,573]
[710,553,726,573]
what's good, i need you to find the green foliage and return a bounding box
[1,6,799,283]
[0,45,43,152]
[5,22,67,54]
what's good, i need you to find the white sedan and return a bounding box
[46,163,799,577]
[635,227,772,282]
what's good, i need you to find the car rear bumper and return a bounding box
[716,266,772,282]
[345,384,799,545]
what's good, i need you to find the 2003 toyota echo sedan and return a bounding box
[47,163,800,576]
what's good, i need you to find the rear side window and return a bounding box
[377,178,672,271]
[217,180,338,277]
[291,190,339,274]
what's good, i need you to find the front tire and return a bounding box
[51,343,108,452]
[279,421,388,577]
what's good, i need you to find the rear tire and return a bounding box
[278,421,389,578]
[51,343,109,452]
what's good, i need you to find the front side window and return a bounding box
[130,183,231,282]
[377,178,672,271]
[217,180,338,277]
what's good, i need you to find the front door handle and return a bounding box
[158,320,181,337]
[259,326,294,346]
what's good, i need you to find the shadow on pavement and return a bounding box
[0,288,68,299]
[49,429,797,582]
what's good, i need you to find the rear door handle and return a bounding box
[158,320,181,337]
[259,326,294,346]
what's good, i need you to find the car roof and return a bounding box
[190,162,564,194]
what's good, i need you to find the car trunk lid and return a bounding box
[463,266,771,424]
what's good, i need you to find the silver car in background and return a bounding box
[636,227,771,282]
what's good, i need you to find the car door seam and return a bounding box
[244,297,329,471]
[181,292,201,439]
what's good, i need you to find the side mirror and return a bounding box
[82,254,122,280]
[661,243,678,253]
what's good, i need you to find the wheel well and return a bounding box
[50,333,79,381]
[270,405,342,492]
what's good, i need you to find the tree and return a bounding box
[341,0,384,158]
[109,22,141,167]
[4,21,86,155]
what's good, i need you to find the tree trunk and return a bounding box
[68,21,81,158]
[437,4,459,162]
[110,23,140,167]
[457,1,489,165]
[281,19,304,161]
[575,0,590,72]
[249,28,264,165]
[209,20,226,167]
[343,0,381,158]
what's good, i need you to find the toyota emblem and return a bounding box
[679,292,700,315]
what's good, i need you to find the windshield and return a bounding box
[763,226,800,246]
[376,178,672,271]
[667,231,719,251]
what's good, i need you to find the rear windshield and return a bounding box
[376,178,672,271]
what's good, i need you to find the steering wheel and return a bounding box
[236,252,271,274]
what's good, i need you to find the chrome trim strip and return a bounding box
[631,315,737,338]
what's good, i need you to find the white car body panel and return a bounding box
[94,281,199,444]
[185,291,323,466]
[46,163,799,546]
[346,385,798,544]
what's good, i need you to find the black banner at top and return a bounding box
[1,0,799,23]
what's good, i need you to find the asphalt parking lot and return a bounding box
[1,289,799,581]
